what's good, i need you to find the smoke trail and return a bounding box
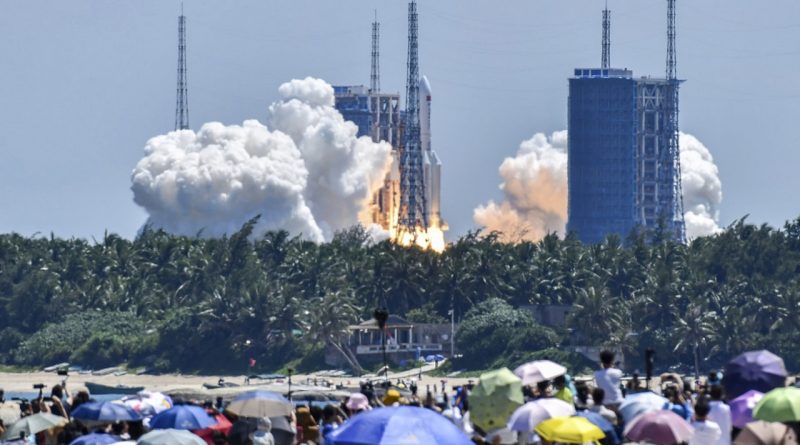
[473,131,568,242]
[474,131,722,242]
[680,132,723,238]
[131,77,392,242]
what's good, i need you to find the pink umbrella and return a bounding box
[730,390,764,429]
[624,410,694,445]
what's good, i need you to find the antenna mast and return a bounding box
[399,0,428,232]
[371,10,380,93]
[601,1,610,69]
[175,3,189,130]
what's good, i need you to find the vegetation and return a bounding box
[1,216,800,374]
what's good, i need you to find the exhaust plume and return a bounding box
[131,77,392,242]
[474,131,722,242]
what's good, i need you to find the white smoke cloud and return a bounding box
[131,77,392,242]
[680,132,723,238]
[474,131,722,242]
[473,131,568,242]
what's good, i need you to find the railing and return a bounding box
[355,343,442,355]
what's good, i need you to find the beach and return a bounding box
[0,371,472,397]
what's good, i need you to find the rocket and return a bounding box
[419,75,447,231]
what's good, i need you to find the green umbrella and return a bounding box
[1,413,68,440]
[753,387,800,423]
[469,368,524,433]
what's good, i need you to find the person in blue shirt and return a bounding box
[663,385,693,421]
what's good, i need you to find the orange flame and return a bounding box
[392,226,446,253]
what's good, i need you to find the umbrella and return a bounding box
[514,360,567,386]
[0,403,21,426]
[723,350,788,400]
[576,412,621,444]
[507,399,576,432]
[193,413,232,445]
[753,387,800,423]
[72,401,142,422]
[137,429,206,445]
[618,391,668,423]
[624,410,693,445]
[328,406,472,445]
[123,392,173,416]
[731,390,765,428]
[535,416,605,444]
[469,368,524,433]
[1,413,68,440]
[150,405,217,430]
[69,433,119,445]
[732,420,798,445]
[225,391,292,418]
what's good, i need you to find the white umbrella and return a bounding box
[137,429,204,445]
[0,403,21,426]
[225,391,291,418]
[1,413,68,440]
[507,399,576,432]
[513,360,567,386]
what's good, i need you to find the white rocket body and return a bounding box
[419,75,446,230]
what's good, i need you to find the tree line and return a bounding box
[1,216,799,374]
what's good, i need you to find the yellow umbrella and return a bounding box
[535,416,606,444]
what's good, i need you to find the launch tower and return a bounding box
[175,4,189,131]
[567,1,686,243]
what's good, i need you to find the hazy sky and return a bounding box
[1,0,798,240]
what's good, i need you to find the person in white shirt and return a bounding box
[707,385,732,445]
[593,350,624,408]
[689,397,722,445]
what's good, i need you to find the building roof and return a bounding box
[351,315,413,329]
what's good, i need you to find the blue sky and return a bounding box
[1,0,798,240]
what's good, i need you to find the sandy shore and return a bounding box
[0,371,471,396]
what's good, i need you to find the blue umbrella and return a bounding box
[150,405,217,430]
[71,402,142,422]
[68,433,119,445]
[328,406,472,445]
[618,391,668,423]
[576,412,621,444]
[722,350,788,400]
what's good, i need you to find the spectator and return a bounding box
[553,375,573,405]
[589,388,617,425]
[708,385,732,445]
[689,397,721,445]
[593,350,624,409]
[251,417,275,445]
[320,405,340,444]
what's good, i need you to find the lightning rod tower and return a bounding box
[665,0,686,242]
[371,11,380,93]
[175,4,189,131]
[399,0,428,232]
[601,1,610,69]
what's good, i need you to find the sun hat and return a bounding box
[346,393,371,412]
[382,389,401,406]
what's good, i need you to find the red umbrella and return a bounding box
[193,413,232,445]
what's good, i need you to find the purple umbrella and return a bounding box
[722,350,787,400]
[624,410,693,445]
[730,390,764,428]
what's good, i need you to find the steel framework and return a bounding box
[601,3,611,69]
[665,0,686,241]
[371,11,380,93]
[175,4,189,131]
[399,0,428,231]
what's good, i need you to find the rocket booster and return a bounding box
[418,75,447,231]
